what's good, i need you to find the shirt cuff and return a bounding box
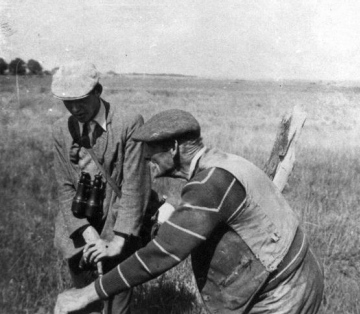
[69,223,91,239]
[114,231,131,240]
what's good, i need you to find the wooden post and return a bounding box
[263,105,307,192]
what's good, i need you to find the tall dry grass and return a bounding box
[0,75,359,313]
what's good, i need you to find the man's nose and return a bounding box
[144,152,152,161]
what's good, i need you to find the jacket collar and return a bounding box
[187,146,207,180]
[92,99,107,131]
[102,99,111,126]
[68,98,111,145]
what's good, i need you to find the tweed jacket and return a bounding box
[52,100,150,259]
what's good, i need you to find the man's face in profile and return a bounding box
[144,142,176,179]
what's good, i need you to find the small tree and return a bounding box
[9,58,26,75]
[27,59,43,75]
[0,58,8,74]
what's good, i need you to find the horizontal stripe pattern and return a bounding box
[117,265,131,288]
[181,203,219,212]
[98,278,109,298]
[95,167,247,299]
[184,167,215,187]
[135,252,153,275]
[218,179,236,209]
[166,220,206,240]
[153,239,181,262]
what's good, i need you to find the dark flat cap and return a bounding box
[132,109,201,142]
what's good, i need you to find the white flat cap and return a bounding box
[51,62,100,100]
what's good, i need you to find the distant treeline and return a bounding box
[0,58,198,78]
[0,57,54,75]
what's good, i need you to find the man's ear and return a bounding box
[170,140,179,158]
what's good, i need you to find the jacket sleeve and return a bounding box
[52,124,90,239]
[112,114,150,237]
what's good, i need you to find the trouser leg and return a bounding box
[249,248,324,314]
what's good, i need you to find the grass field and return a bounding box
[0,74,359,313]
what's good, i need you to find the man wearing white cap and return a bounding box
[51,62,150,314]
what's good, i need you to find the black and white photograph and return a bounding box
[0,1,359,313]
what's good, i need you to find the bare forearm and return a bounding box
[54,283,100,314]
[78,283,99,305]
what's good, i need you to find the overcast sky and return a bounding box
[1,0,360,80]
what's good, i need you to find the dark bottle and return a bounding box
[71,172,91,218]
[85,174,104,219]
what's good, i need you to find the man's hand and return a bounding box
[81,225,103,273]
[83,235,126,264]
[82,225,100,244]
[54,283,99,314]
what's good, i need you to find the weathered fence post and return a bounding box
[263,105,307,191]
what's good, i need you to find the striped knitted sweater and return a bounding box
[95,167,246,298]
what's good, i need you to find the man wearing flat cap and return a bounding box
[51,62,150,314]
[55,109,324,314]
